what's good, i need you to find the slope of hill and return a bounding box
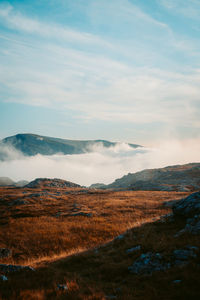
[103,163,200,191]
[25,178,81,188]
[0,133,141,159]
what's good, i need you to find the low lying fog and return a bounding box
[0,139,200,186]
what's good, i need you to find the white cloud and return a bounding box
[0,1,200,140]
[0,139,200,186]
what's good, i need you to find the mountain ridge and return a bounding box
[100,162,200,191]
[0,133,141,160]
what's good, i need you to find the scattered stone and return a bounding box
[128,252,170,275]
[0,248,12,259]
[126,245,141,254]
[0,275,8,281]
[0,264,35,273]
[173,279,182,284]
[57,284,68,291]
[70,212,92,217]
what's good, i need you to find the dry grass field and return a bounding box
[1,186,198,299]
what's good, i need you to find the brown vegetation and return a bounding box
[0,186,196,299]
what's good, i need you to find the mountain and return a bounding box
[0,133,141,160]
[25,178,81,188]
[0,177,28,187]
[0,177,15,186]
[102,163,200,191]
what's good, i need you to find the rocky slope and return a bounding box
[0,133,141,160]
[103,163,200,191]
[25,178,81,188]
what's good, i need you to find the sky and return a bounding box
[0,0,200,145]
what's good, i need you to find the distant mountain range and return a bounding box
[0,177,28,187]
[1,163,200,191]
[0,133,141,160]
[96,163,200,192]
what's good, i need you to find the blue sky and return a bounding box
[0,0,200,144]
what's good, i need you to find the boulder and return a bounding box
[128,252,170,275]
[173,192,200,217]
[0,275,8,281]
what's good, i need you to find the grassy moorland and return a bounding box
[1,186,198,299]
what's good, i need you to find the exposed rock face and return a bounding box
[25,178,81,188]
[173,192,200,236]
[0,264,35,273]
[173,192,200,216]
[128,246,199,276]
[103,163,200,191]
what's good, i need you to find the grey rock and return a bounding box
[0,264,35,273]
[173,192,200,217]
[0,248,12,258]
[0,275,8,281]
[175,216,200,236]
[126,245,141,254]
[173,248,197,260]
[128,252,170,275]
[70,212,92,217]
[173,279,182,284]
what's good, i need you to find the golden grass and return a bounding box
[0,186,195,299]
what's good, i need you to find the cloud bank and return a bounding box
[0,139,200,186]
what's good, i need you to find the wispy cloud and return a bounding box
[160,0,200,19]
[0,1,200,141]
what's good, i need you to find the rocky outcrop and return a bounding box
[25,178,81,188]
[173,192,200,216]
[0,264,35,273]
[173,192,200,236]
[128,246,199,276]
[128,252,170,275]
[103,163,200,191]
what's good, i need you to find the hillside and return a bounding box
[0,133,141,159]
[103,163,200,191]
